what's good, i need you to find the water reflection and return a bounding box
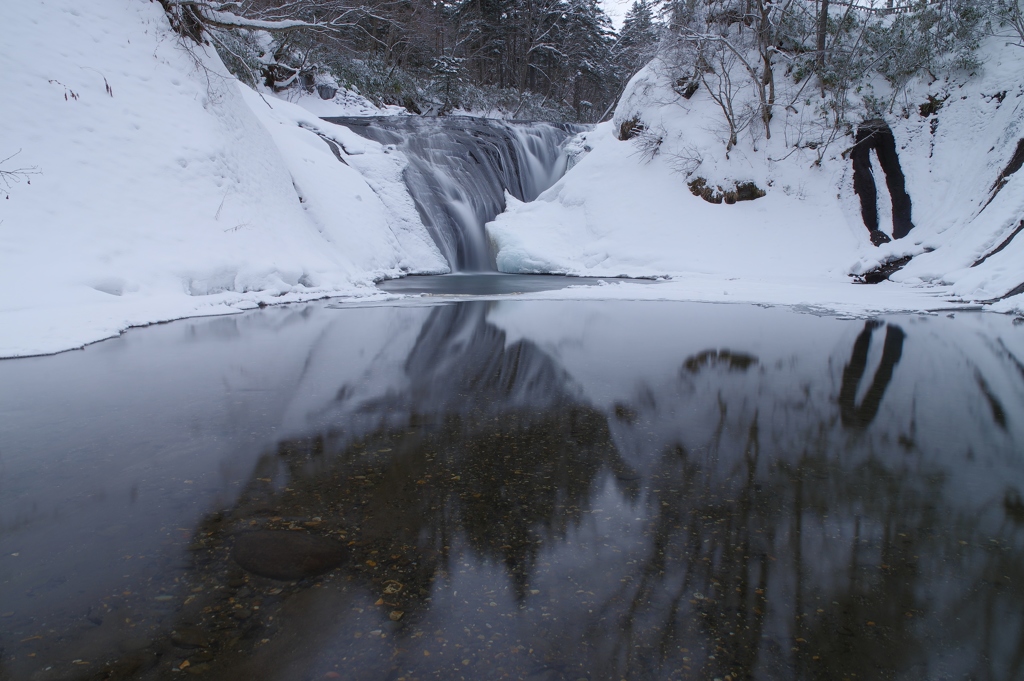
[1,302,1023,680]
[839,321,905,429]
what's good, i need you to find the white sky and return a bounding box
[602,0,633,29]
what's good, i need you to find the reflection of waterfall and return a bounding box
[160,300,628,680]
[325,117,583,271]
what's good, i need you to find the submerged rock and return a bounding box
[171,627,209,649]
[232,531,345,581]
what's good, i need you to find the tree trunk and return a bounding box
[758,0,773,139]
[816,0,828,69]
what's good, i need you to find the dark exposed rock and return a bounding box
[316,84,337,100]
[688,177,722,204]
[983,139,1024,212]
[870,230,892,247]
[732,181,767,203]
[231,531,345,581]
[972,219,1024,267]
[674,79,699,99]
[851,255,912,284]
[1002,282,1024,300]
[919,94,947,117]
[618,115,644,141]
[851,119,915,242]
[688,177,766,204]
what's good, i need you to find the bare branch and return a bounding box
[0,150,41,199]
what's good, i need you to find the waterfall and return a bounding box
[324,116,582,272]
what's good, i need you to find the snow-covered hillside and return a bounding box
[489,38,1024,314]
[4,1,1023,359]
[0,0,446,358]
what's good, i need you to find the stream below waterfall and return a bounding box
[2,300,1024,681]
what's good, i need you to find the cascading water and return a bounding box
[324,116,583,271]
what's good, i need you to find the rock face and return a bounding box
[232,531,345,581]
[851,119,915,243]
[687,178,766,205]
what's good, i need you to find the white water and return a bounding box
[325,116,582,271]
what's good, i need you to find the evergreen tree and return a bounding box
[558,0,617,119]
[616,0,660,77]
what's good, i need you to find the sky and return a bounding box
[602,0,633,29]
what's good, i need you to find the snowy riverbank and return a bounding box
[0,0,446,357]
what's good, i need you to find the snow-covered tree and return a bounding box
[429,55,466,111]
[657,0,993,153]
[559,0,617,119]
[616,0,660,77]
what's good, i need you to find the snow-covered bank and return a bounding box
[0,0,446,358]
[480,276,960,318]
[488,37,1024,315]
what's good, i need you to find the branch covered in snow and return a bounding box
[158,0,382,42]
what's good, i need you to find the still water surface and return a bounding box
[1,300,1023,680]
[376,273,638,296]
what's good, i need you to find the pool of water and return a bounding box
[376,273,655,296]
[1,301,1023,680]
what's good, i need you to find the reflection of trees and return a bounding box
[532,332,1024,681]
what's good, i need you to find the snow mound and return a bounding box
[0,0,446,358]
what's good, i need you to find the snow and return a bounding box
[0,0,445,358]
[488,39,1024,315]
[274,86,410,118]
[2,1,1023,360]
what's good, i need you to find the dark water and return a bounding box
[2,301,1024,680]
[376,273,653,296]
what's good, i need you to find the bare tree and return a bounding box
[991,0,1024,47]
[698,43,750,151]
[158,0,394,38]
